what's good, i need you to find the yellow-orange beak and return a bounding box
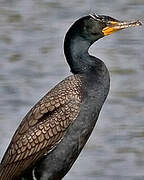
[102,20,142,36]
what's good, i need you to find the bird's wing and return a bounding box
[0,75,83,179]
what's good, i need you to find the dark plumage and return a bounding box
[0,14,141,180]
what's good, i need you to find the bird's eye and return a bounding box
[106,21,110,26]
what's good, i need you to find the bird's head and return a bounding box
[73,14,142,43]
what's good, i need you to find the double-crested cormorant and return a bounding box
[0,14,141,180]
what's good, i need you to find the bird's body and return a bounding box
[0,14,141,180]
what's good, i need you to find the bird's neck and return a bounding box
[64,33,100,74]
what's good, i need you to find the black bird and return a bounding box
[0,14,141,180]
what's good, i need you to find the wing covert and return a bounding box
[0,75,83,180]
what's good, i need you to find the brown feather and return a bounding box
[0,75,83,180]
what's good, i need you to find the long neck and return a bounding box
[64,34,89,73]
[64,30,102,74]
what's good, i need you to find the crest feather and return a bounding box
[89,13,103,22]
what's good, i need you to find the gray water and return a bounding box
[0,0,144,179]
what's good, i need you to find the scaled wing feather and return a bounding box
[0,75,83,180]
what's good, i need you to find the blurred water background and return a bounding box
[0,0,144,179]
